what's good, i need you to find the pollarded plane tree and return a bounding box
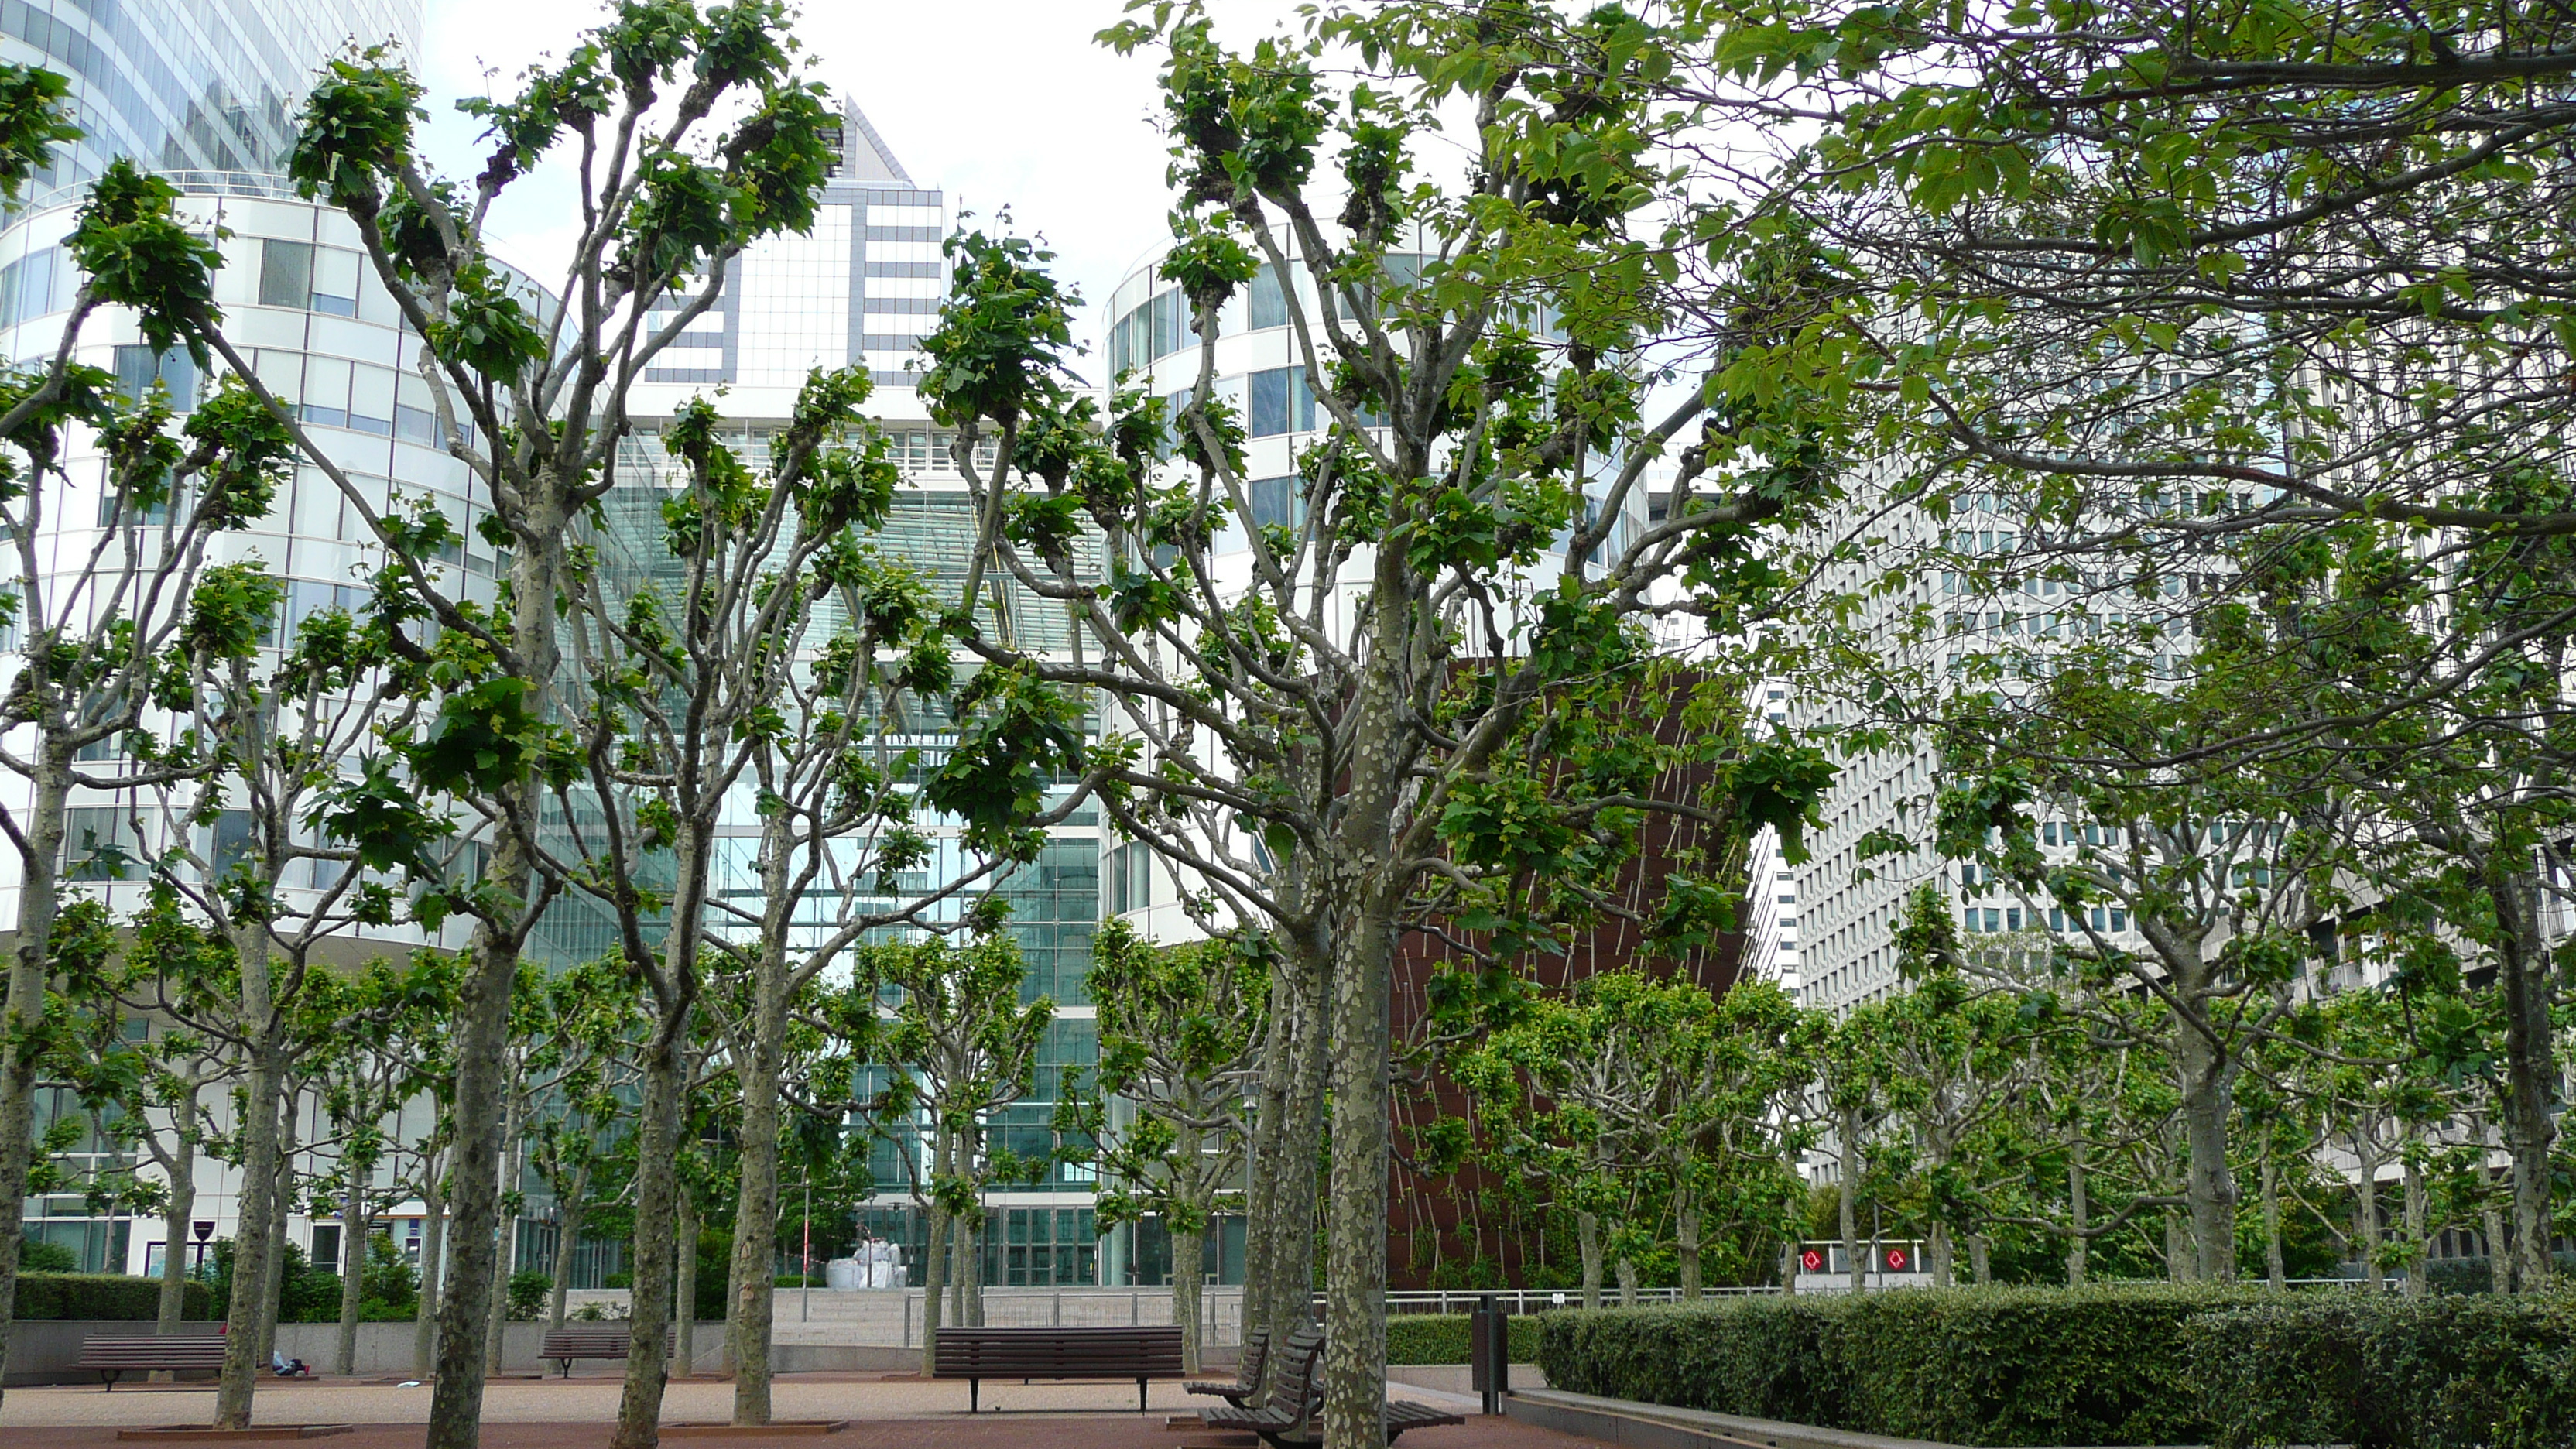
[0,149,315,1394]
[919,12,1832,1438]
[833,930,1053,1379]
[200,14,851,1442]
[1077,919,1267,1372]
[305,969,450,1378]
[60,911,231,1338]
[559,376,1069,1430]
[1647,976,1820,1297]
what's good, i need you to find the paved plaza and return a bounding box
[0,1374,1602,1449]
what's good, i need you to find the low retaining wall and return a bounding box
[7,1320,180,1387]
[1506,1389,1963,1449]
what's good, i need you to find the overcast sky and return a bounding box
[414,0,1307,376]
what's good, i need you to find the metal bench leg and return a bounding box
[1138,1378,1148,1413]
[101,1371,118,1392]
[969,1378,980,1414]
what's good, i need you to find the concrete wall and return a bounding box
[7,1320,193,1387]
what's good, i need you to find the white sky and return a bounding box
[415,0,1310,379]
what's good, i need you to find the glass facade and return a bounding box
[0,0,421,200]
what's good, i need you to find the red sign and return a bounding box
[1883,1249,1909,1272]
[1800,1249,1824,1272]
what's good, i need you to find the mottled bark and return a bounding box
[1173,1219,1204,1373]
[2174,1019,2239,1281]
[1675,1201,1702,1301]
[0,752,72,1403]
[1320,905,1392,1449]
[157,1118,199,1334]
[727,952,786,1423]
[415,1165,444,1380]
[214,933,286,1430]
[2402,1160,2427,1300]
[612,1028,687,1449]
[485,1096,525,1380]
[548,1177,587,1333]
[2489,860,2558,1292]
[916,1130,949,1379]
[337,1167,369,1375]
[1839,1108,1863,1293]
[2261,1153,2285,1290]
[671,1189,697,1382]
[431,907,534,1446]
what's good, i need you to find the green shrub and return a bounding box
[1383,1314,1542,1364]
[506,1269,550,1321]
[2191,1293,2576,1449]
[15,1273,214,1321]
[1538,1287,2236,1447]
[1540,1288,2576,1449]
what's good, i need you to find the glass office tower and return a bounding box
[0,0,421,200]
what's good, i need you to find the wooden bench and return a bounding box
[537,1326,640,1377]
[1203,1329,1465,1446]
[71,1335,228,1390]
[1185,1327,1270,1407]
[931,1324,1186,1413]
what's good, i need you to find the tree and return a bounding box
[1080,919,1266,1372]
[839,929,1052,1377]
[0,143,300,1392]
[222,15,844,1443]
[912,8,1822,1436]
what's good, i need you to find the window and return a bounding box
[1247,476,1297,531]
[207,810,257,882]
[1248,263,1287,329]
[259,239,313,309]
[310,1223,343,1274]
[113,345,198,406]
[64,807,138,881]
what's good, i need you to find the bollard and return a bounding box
[1469,1293,1511,1416]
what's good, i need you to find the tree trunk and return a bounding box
[1929,1220,1953,1289]
[1263,944,1327,1345]
[1575,1212,1603,1309]
[2261,1153,2286,1290]
[671,1187,697,1382]
[0,756,74,1403]
[337,1166,368,1375]
[1174,1218,1204,1373]
[2489,858,2557,1293]
[1676,1201,1703,1301]
[256,1153,292,1376]
[415,1159,444,1381]
[727,954,786,1424]
[2402,1160,2427,1300]
[1839,1108,1863,1293]
[613,1027,687,1449]
[214,1036,286,1425]
[1242,958,1295,1339]
[2064,1130,2088,1289]
[430,911,535,1449]
[2173,1016,2239,1281]
[1968,1233,1991,1285]
[2484,1202,2509,1295]
[1321,903,1393,1449]
[485,1097,525,1381]
[2357,1155,2383,1292]
[917,1131,949,1380]
[158,1124,199,1334]
[1614,1256,1638,1309]
[550,1187,586,1333]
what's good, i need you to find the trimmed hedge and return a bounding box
[1538,1286,2224,1447]
[1384,1313,1541,1365]
[16,1273,215,1321]
[1537,1288,2576,1449]
[2192,1294,2576,1449]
